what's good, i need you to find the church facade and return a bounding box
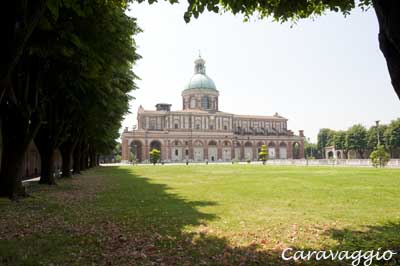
[121,56,305,163]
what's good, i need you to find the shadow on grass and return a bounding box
[1,166,400,266]
[92,167,400,266]
[90,167,290,265]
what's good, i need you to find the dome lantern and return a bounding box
[182,55,219,111]
[194,57,206,74]
[184,56,217,91]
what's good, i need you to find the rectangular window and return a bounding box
[149,119,156,130]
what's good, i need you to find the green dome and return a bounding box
[184,56,217,91]
[185,73,216,90]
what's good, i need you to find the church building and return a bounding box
[121,56,305,163]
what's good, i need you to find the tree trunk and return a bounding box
[38,149,56,185]
[0,106,33,198]
[0,136,26,198]
[80,143,89,171]
[80,150,86,171]
[60,145,73,178]
[73,142,82,175]
[89,147,96,168]
[60,139,77,178]
[359,150,364,159]
[35,124,57,185]
[373,0,400,100]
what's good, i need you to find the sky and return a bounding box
[122,2,400,142]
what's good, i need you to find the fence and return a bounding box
[264,159,400,168]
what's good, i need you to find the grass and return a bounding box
[1,165,400,265]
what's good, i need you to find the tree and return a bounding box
[0,0,140,198]
[258,144,268,164]
[346,124,368,158]
[317,128,335,158]
[183,0,400,100]
[304,141,319,159]
[333,130,348,158]
[384,118,400,158]
[370,145,390,167]
[367,124,387,152]
[149,148,161,165]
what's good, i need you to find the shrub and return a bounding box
[258,145,269,165]
[370,145,390,168]
[149,149,161,165]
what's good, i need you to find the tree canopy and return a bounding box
[0,0,140,198]
[314,119,400,159]
[183,0,372,23]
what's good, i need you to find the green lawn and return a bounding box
[1,165,400,265]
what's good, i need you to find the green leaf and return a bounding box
[47,0,61,20]
[184,12,191,23]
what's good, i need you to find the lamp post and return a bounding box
[375,120,380,147]
[307,137,313,158]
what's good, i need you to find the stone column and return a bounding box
[204,142,208,161]
[166,140,171,161]
[189,144,194,160]
[121,138,129,161]
[299,140,305,159]
[231,142,235,160]
[217,140,222,160]
[252,143,257,161]
[144,139,149,161]
[139,143,144,163]
[275,142,280,159]
[287,141,293,159]
[161,140,167,161]
[240,142,244,160]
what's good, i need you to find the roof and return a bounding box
[139,109,287,120]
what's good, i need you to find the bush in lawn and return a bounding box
[258,145,269,165]
[370,145,390,168]
[149,149,161,165]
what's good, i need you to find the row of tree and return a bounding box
[2,0,399,198]
[0,1,140,198]
[308,119,400,159]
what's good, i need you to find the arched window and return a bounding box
[201,96,209,109]
[190,97,196,108]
